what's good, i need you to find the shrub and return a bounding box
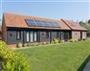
[16,42,22,48]
[0,41,30,71]
[68,39,78,42]
[51,38,60,44]
[29,42,40,46]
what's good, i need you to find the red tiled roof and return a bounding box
[3,13,86,31]
[61,19,87,31]
[4,13,70,30]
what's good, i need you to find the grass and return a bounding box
[15,39,90,71]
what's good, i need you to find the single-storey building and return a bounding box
[2,13,87,47]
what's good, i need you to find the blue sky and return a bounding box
[1,0,90,2]
[0,0,90,23]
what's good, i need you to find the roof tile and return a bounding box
[4,13,70,30]
[61,19,87,31]
[4,13,86,31]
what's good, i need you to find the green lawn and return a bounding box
[16,39,90,71]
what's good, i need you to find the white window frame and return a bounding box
[17,31,21,40]
[34,32,37,42]
[26,32,29,42]
[30,31,33,42]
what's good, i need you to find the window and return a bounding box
[64,32,69,40]
[46,32,49,38]
[56,32,59,38]
[30,31,33,42]
[61,32,64,40]
[34,32,37,42]
[26,32,29,42]
[10,33,12,37]
[29,31,37,42]
[17,31,21,40]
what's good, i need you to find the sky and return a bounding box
[0,0,90,24]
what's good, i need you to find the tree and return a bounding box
[79,20,90,37]
[79,21,85,25]
[88,19,90,24]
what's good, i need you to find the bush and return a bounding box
[0,41,30,71]
[51,38,60,44]
[68,39,78,42]
[16,42,22,48]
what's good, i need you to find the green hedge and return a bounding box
[0,41,30,71]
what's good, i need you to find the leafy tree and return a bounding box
[88,19,90,24]
[79,20,90,37]
[79,21,85,25]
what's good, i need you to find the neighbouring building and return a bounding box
[1,13,87,47]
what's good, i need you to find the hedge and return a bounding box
[0,41,30,71]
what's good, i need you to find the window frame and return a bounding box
[26,32,30,42]
[33,31,37,42]
[30,31,34,42]
[46,31,50,39]
[16,31,21,40]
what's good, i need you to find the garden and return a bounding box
[0,39,90,71]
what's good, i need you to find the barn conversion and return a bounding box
[1,13,87,47]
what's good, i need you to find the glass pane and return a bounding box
[26,32,29,42]
[30,32,33,42]
[17,31,20,39]
[61,32,64,40]
[34,32,37,41]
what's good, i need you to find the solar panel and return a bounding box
[25,19,36,26]
[34,20,41,26]
[25,19,60,28]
